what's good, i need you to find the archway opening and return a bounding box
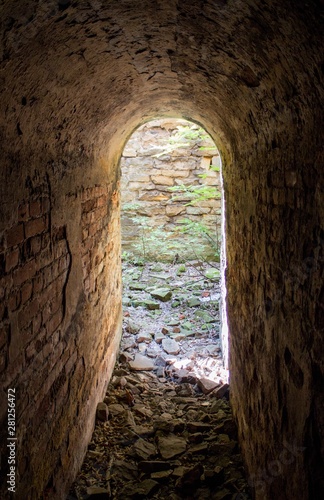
[69,119,251,499]
[119,118,229,385]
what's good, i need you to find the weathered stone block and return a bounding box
[151,175,174,186]
[165,205,186,216]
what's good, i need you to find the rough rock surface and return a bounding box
[120,119,221,260]
[69,363,249,499]
[69,262,248,498]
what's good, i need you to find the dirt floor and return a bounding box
[68,261,251,500]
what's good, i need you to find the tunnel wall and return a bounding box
[0,153,122,498]
[0,1,323,499]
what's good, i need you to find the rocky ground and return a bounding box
[68,261,251,500]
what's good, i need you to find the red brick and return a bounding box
[18,202,29,222]
[25,216,47,238]
[25,341,36,360]
[6,224,24,247]
[8,291,21,312]
[18,309,29,329]
[21,281,33,305]
[46,308,63,336]
[42,340,54,360]
[29,200,42,218]
[55,378,69,410]
[5,248,19,272]
[42,295,61,324]
[30,236,42,256]
[32,314,42,336]
[43,265,54,289]
[33,273,44,293]
[20,324,33,348]
[18,298,39,329]
[13,260,36,286]
[35,247,52,272]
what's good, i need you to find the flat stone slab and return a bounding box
[143,299,160,310]
[187,297,201,307]
[87,486,110,496]
[154,332,165,344]
[129,354,155,371]
[197,377,220,395]
[187,421,212,433]
[157,435,187,459]
[121,479,159,497]
[162,338,180,355]
[170,332,186,342]
[150,287,172,302]
[126,318,141,334]
[133,438,157,460]
[205,268,221,280]
[195,311,215,323]
[138,461,172,473]
[129,282,147,290]
[136,332,152,343]
[214,383,230,399]
[108,403,125,416]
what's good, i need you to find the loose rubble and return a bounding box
[69,261,251,499]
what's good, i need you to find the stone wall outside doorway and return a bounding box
[121,119,222,261]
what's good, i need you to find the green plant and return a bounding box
[152,124,214,158]
[121,123,222,263]
[169,183,221,205]
[177,218,221,262]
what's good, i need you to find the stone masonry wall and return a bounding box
[121,119,221,260]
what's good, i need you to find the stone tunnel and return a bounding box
[0,1,323,498]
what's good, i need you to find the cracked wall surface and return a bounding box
[0,1,323,498]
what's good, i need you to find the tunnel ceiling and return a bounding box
[0,0,323,171]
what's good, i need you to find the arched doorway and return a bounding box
[120,117,229,386]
